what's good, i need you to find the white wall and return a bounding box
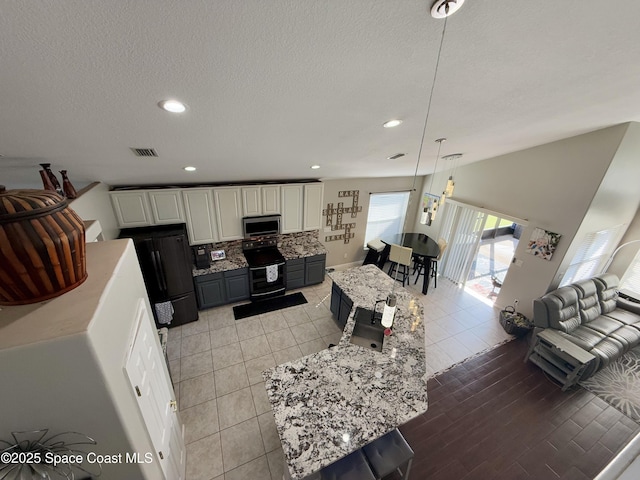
[551,122,640,288]
[69,182,119,240]
[608,206,640,280]
[320,176,424,267]
[412,124,632,317]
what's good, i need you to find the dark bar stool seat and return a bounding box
[363,239,385,266]
[320,449,376,480]
[362,429,414,480]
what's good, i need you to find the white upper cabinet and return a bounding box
[182,189,217,245]
[303,183,324,231]
[110,182,319,236]
[213,187,244,241]
[281,185,304,234]
[148,190,185,225]
[241,187,261,217]
[261,185,281,215]
[110,191,152,228]
[242,185,281,217]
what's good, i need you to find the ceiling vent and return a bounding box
[387,153,406,160]
[131,148,158,157]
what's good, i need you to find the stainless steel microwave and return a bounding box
[242,214,281,238]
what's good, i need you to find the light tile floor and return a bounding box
[169,265,512,480]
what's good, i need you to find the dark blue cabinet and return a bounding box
[195,272,226,309]
[194,268,249,309]
[225,268,250,303]
[286,258,305,290]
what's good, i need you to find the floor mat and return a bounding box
[580,348,640,424]
[233,292,308,320]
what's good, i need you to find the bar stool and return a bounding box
[413,238,447,288]
[363,239,385,266]
[362,429,414,480]
[320,449,376,480]
[387,244,413,287]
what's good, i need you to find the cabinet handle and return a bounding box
[135,386,141,397]
[159,451,164,460]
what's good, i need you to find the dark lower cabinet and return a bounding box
[194,268,250,309]
[286,258,305,290]
[331,281,353,330]
[225,268,250,303]
[305,255,326,286]
[286,254,326,291]
[195,273,226,309]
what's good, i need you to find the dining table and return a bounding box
[380,232,441,295]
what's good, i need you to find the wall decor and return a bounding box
[526,227,562,261]
[323,190,362,244]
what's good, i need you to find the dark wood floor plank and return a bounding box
[398,338,640,480]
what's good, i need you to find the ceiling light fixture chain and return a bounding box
[411,13,449,192]
[428,138,446,194]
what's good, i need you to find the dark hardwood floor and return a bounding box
[397,337,640,479]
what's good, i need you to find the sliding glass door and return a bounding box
[439,200,525,302]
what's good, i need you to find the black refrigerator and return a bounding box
[119,224,198,328]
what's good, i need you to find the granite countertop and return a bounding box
[192,231,327,276]
[264,264,427,480]
[192,242,248,276]
[278,232,327,260]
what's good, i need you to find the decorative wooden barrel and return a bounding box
[0,186,87,305]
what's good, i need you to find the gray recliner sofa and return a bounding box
[532,273,640,379]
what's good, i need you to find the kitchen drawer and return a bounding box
[194,272,223,284]
[286,258,305,270]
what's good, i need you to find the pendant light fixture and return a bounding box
[414,0,465,226]
[441,152,462,203]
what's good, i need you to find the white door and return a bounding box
[110,191,152,228]
[241,187,262,216]
[125,300,185,480]
[182,189,217,245]
[261,186,281,215]
[303,184,324,231]
[149,190,186,225]
[214,188,244,240]
[281,185,303,233]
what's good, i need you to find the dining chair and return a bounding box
[413,238,447,288]
[388,244,413,287]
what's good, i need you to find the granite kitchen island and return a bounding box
[264,264,428,479]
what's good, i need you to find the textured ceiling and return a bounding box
[2,0,640,188]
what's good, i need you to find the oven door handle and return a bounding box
[252,287,286,297]
[249,262,285,271]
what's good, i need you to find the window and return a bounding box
[364,192,410,246]
[620,249,640,299]
[560,225,625,286]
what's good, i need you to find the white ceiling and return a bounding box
[2,0,640,188]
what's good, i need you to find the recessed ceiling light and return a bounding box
[310,165,321,170]
[383,119,402,128]
[184,166,196,172]
[159,100,187,113]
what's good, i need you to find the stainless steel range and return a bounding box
[242,237,286,300]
